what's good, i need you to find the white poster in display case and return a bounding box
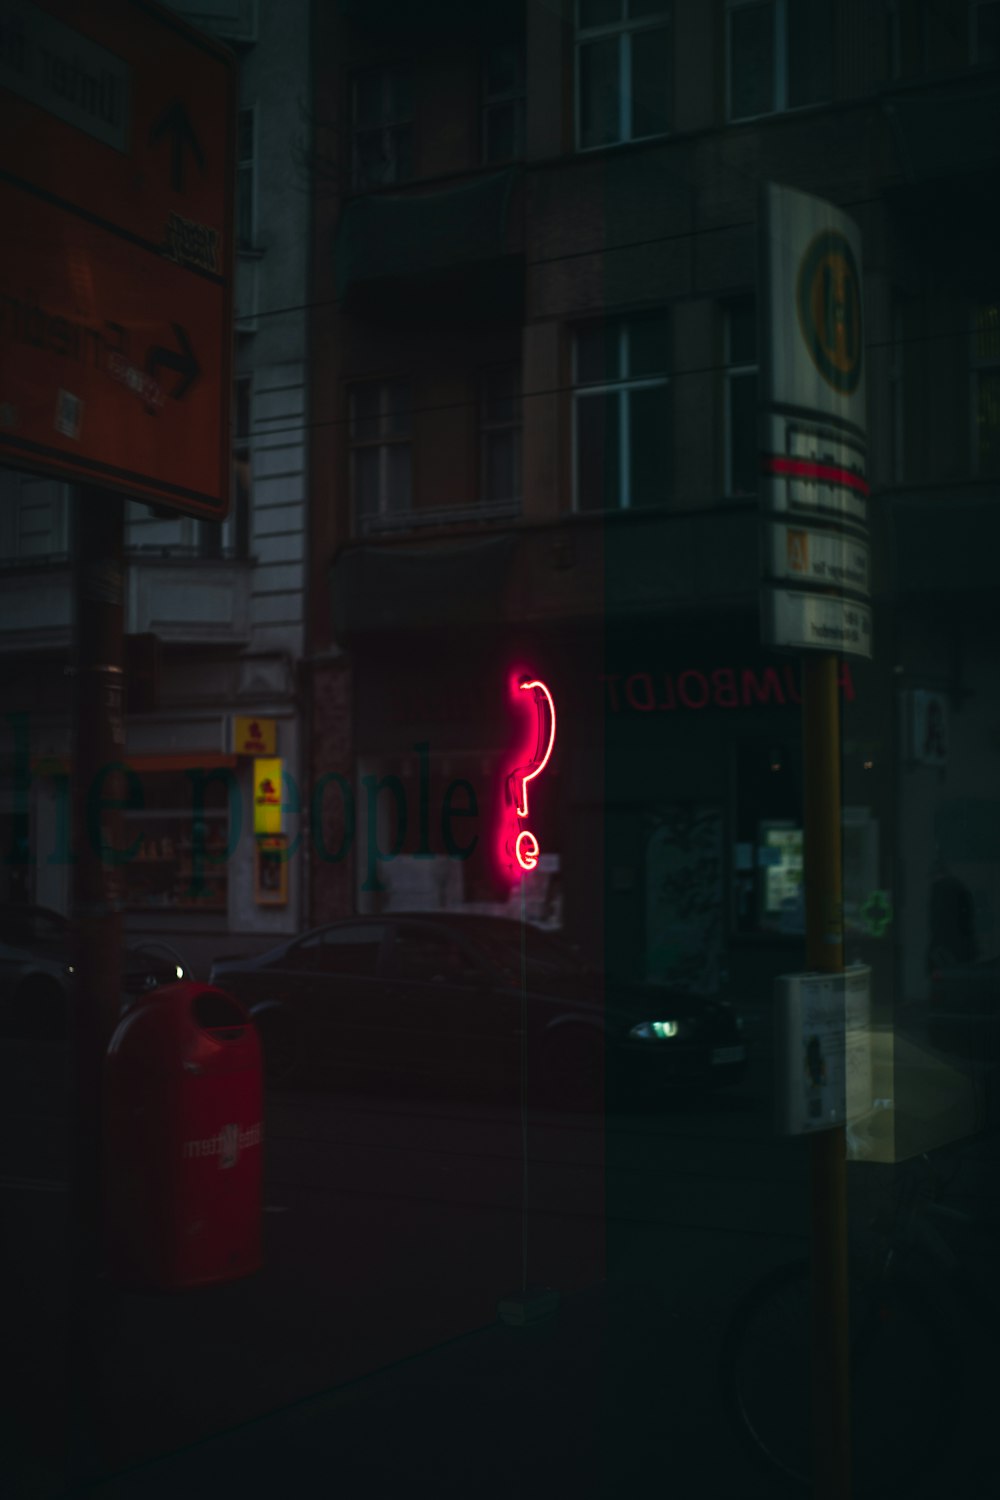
[774,967,873,1135]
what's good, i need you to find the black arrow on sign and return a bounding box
[148,100,205,193]
[147,322,200,400]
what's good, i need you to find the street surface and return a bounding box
[3,1004,995,1497]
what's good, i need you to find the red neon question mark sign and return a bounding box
[507,678,556,873]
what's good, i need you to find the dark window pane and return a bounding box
[976,305,1000,363]
[354,447,380,517]
[232,457,250,555]
[627,314,669,377]
[630,0,668,17]
[351,384,381,442]
[630,24,670,139]
[484,101,516,163]
[391,123,414,182]
[484,430,518,502]
[394,932,476,983]
[576,320,620,384]
[483,366,519,425]
[238,108,254,162]
[315,926,384,977]
[628,384,670,506]
[788,0,832,108]
[237,166,253,248]
[895,0,927,77]
[576,391,621,510]
[579,37,621,148]
[386,383,412,437]
[354,70,384,128]
[978,373,1000,478]
[729,299,756,364]
[730,3,774,119]
[354,128,388,189]
[235,379,251,441]
[485,44,521,97]
[979,3,1000,64]
[728,370,758,496]
[579,0,623,26]
[386,444,412,512]
[391,71,414,120]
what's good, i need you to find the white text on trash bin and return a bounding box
[181,1121,263,1167]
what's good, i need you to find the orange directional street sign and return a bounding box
[0,0,235,517]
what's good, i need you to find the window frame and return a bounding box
[350,65,415,192]
[972,302,1000,481]
[971,0,1000,65]
[479,364,523,511]
[0,474,69,564]
[481,44,526,164]
[570,313,671,514]
[574,0,672,154]
[726,0,831,124]
[197,375,251,559]
[723,298,758,499]
[237,104,256,251]
[348,378,414,534]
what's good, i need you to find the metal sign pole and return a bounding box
[802,653,851,1499]
[68,486,125,1485]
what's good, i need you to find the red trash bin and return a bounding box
[104,982,263,1290]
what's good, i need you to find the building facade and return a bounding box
[0,0,313,976]
[305,0,1000,1070]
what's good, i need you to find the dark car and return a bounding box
[0,903,188,1040]
[209,914,747,1108]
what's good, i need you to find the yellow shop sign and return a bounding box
[234,716,277,756]
[253,757,284,835]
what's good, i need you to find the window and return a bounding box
[482,45,525,163]
[349,380,413,532]
[0,473,68,563]
[727,0,832,121]
[725,300,758,497]
[351,67,414,190]
[480,366,522,510]
[972,1,1000,64]
[237,106,255,250]
[572,313,670,512]
[973,304,1000,479]
[123,770,233,914]
[888,0,928,79]
[198,377,251,558]
[575,1,671,151]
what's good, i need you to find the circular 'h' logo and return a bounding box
[796,230,862,394]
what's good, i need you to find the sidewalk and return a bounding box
[80,1283,798,1500]
[6,1051,996,1499]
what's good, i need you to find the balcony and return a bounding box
[126,553,251,644]
[331,507,761,640]
[358,498,520,539]
[0,553,251,653]
[335,166,523,324]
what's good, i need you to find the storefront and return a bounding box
[342,612,885,1003]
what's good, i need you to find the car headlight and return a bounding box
[175,964,185,979]
[629,1020,681,1041]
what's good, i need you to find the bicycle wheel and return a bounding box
[720,1257,960,1496]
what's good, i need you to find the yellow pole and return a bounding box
[802,653,851,1499]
